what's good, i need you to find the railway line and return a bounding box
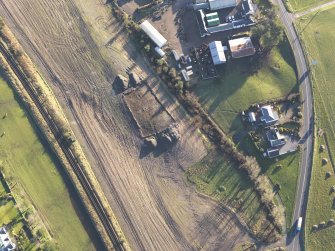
[0,42,125,251]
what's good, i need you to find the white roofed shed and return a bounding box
[140,20,167,48]
[209,41,226,65]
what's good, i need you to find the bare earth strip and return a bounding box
[0,0,254,250]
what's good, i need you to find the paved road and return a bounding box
[272,0,314,250]
[295,0,335,18]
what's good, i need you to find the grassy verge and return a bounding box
[296,7,335,250]
[285,0,332,12]
[187,148,280,241]
[0,76,99,250]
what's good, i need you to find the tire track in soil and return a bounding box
[0,3,148,250]
[141,152,194,251]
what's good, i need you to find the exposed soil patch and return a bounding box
[124,83,175,137]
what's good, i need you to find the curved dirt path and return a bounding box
[0,0,255,250]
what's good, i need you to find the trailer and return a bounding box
[296,217,303,233]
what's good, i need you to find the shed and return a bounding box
[208,0,237,10]
[206,12,219,20]
[140,20,167,48]
[181,69,190,81]
[228,37,256,58]
[207,17,220,27]
[172,50,180,61]
[209,41,226,65]
[154,46,165,58]
[248,112,256,122]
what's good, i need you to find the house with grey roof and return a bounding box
[0,227,15,251]
[266,127,286,147]
[260,105,279,125]
[267,148,280,158]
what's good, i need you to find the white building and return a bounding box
[248,112,256,122]
[208,0,237,10]
[209,41,226,65]
[140,20,167,48]
[154,46,165,58]
[0,227,15,251]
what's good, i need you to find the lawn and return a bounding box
[238,135,300,227]
[194,40,297,136]
[187,149,278,238]
[0,76,100,250]
[285,0,332,12]
[194,40,300,227]
[296,7,335,250]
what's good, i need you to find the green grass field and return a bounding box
[297,7,335,250]
[194,41,300,226]
[195,41,297,136]
[187,149,273,235]
[0,76,100,250]
[286,0,332,12]
[238,135,300,227]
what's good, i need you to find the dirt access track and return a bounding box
[0,0,254,250]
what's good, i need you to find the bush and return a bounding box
[144,44,150,52]
[319,145,325,152]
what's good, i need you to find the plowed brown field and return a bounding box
[0,0,254,250]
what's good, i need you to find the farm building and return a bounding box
[208,0,237,10]
[260,105,279,125]
[193,0,256,36]
[228,37,256,58]
[0,227,15,251]
[209,41,226,65]
[140,20,167,48]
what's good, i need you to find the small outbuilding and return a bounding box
[140,20,167,48]
[228,37,256,58]
[181,69,190,81]
[209,41,226,65]
[154,46,165,58]
[248,112,256,123]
